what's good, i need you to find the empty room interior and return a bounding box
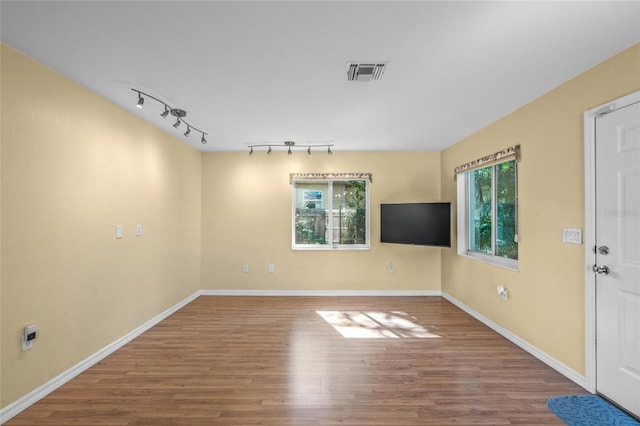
[1,1,640,425]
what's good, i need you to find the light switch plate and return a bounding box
[116,225,123,239]
[562,228,582,244]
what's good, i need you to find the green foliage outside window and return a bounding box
[342,180,366,244]
[468,161,518,260]
[294,180,368,247]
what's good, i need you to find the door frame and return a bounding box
[583,89,640,394]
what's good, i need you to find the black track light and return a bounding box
[132,88,210,144]
[247,140,333,155]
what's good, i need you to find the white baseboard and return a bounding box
[441,292,587,389]
[199,289,441,297]
[0,291,200,425]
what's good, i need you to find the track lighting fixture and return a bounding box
[131,89,209,144]
[248,140,334,155]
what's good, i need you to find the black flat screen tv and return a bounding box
[380,202,451,247]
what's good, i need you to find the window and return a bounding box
[292,178,369,250]
[457,159,518,269]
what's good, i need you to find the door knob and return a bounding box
[598,246,610,255]
[592,265,610,275]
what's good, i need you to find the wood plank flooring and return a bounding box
[6,296,587,425]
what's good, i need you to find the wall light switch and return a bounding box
[136,224,143,236]
[268,264,275,273]
[115,225,123,239]
[562,228,582,245]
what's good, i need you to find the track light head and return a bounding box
[267,146,272,155]
[173,118,181,128]
[249,147,254,155]
[307,147,312,155]
[184,126,191,137]
[201,134,207,144]
[160,106,169,118]
[288,146,292,155]
[136,94,144,109]
[328,147,333,155]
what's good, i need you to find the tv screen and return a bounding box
[380,202,451,247]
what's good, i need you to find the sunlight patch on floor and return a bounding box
[316,310,441,339]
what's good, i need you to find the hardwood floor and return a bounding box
[6,296,587,425]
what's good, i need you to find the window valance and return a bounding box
[289,172,372,184]
[454,145,520,180]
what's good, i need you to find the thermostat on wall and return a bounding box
[22,324,38,351]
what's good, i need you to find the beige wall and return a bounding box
[441,43,640,375]
[201,151,444,291]
[1,44,202,407]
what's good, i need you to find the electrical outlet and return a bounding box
[496,286,508,301]
[387,263,394,273]
[268,264,274,273]
[243,264,249,273]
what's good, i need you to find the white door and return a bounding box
[595,100,640,417]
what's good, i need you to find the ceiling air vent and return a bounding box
[346,62,388,82]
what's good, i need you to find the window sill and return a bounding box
[458,251,519,271]
[292,245,370,251]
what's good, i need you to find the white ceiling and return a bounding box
[2,1,639,152]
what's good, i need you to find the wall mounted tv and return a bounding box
[380,202,451,247]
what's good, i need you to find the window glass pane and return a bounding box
[332,181,367,244]
[496,161,518,260]
[294,183,327,244]
[469,166,493,255]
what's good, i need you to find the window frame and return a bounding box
[456,160,518,270]
[291,178,370,251]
